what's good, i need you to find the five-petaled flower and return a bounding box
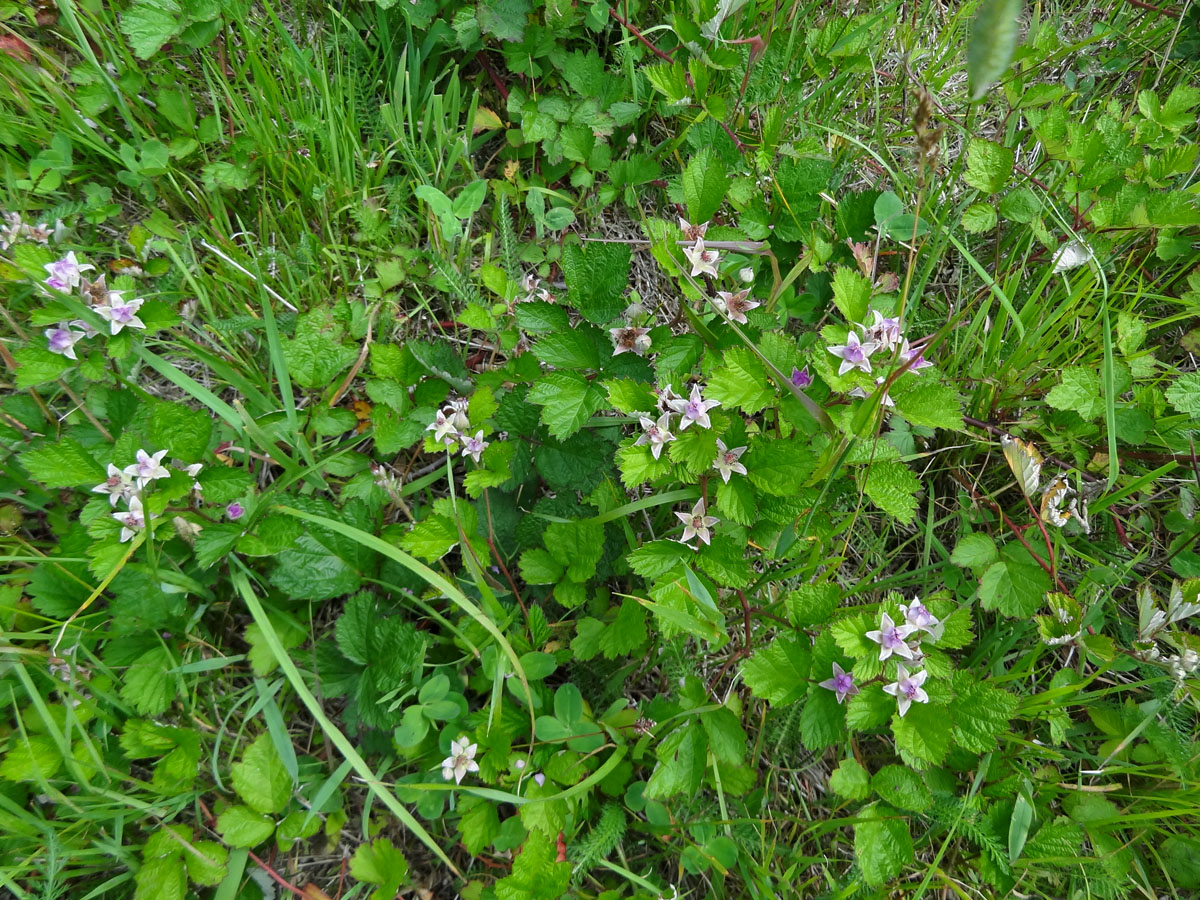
[128,449,171,488]
[92,464,136,507]
[113,496,148,543]
[426,409,458,446]
[883,664,930,717]
[827,331,876,376]
[714,290,761,324]
[669,384,720,430]
[634,413,675,460]
[441,736,479,784]
[712,439,747,483]
[610,326,652,357]
[862,311,902,351]
[42,252,94,291]
[899,339,933,374]
[865,612,917,661]
[45,324,85,360]
[461,430,488,463]
[95,293,145,335]
[676,498,719,547]
[900,598,939,634]
[790,366,812,389]
[683,240,721,278]
[818,662,859,704]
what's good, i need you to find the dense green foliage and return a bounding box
[2,0,1200,898]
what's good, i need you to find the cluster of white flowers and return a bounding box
[0,211,65,251]
[426,396,490,464]
[865,599,943,716]
[633,384,721,461]
[41,251,148,361]
[93,449,201,542]
[679,217,763,325]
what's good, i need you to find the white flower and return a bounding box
[848,377,895,409]
[861,310,902,351]
[900,599,940,634]
[634,413,675,459]
[45,324,85,360]
[827,331,877,376]
[426,409,458,446]
[898,339,933,374]
[668,384,720,430]
[445,398,471,431]
[441,736,479,784]
[69,318,99,339]
[610,326,652,357]
[865,612,917,661]
[738,266,755,283]
[24,222,52,244]
[883,664,930,717]
[95,293,145,334]
[461,430,488,463]
[714,290,761,324]
[92,463,136,507]
[113,496,149,542]
[0,212,21,251]
[42,252,94,291]
[712,439,747,483]
[683,239,721,278]
[180,461,204,491]
[127,449,170,488]
[675,498,719,547]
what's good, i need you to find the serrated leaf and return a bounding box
[872,764,931,812]
[800,685,846,750]
[744,438,817,497]
[19,438,105,487]
[893,702,953,766]
[862,459,921,524]
[829,758,872,800]
[962,201,998,233]
[831,266,871,324]
[561,241,630,324]
[967,0,1022,101]
[626,540,690,578]
[706,348,775,413]
[351,837,409,898]
[1166,372,1200,418]
[978,543,1050,617]
[952,677,1019,753]
[532,326,604,370]
[950,532,998,570]
[963,138,1015,193]
[134,855,186,900]
[741,636,811,706]
[682,148,727,224]
[183,841,228,887]
[785,582,839,627]
[854,802,914,886]
[1046,366,1104,420]
[527,372,606,439]
[894,380,963,430]
[232,733,292,814]
[121,0,182,60]
[217,804,275,848]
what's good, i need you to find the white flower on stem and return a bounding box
[675,498,719,547]
[516,272,541,304]
[678,217,708,242]
[683,239,721,278]
[738,266,755,283]
[461,430,488,463]
[818,662,859,704]
[714,290,761,324]
[45,324,85,360]
[113,496,149,543]
[25,222,52,244]
[899,339,933,374]
[127,449,170,488]
[883,664,930,717]
[669,384,720,430]
[0,212,21,250]
[900,598,940,634]
[42,252,94,291]
[827,331,877,376]
[426,409,458,446]
[634,413,675,460]
[712,439,747,483]
[92,464,136,507]
[94,293,145,334]
[861,310,902,351]
[441,736,479,784]
[865,612,917,661]
[445,397,471,431]
[610,326,652,357]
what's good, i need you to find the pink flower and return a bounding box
[714,290,760,324]
[827,331,877,376]
[899,339,933,374]
[818,662,858,704]
[95,293,145,334]
[883,664,929,717]
[683,240,721,278]
[669,384,720,430]
[461,430,488,463]
[42,252,94,291]
[92,463,136,507]
[865,612,917,662]
[675,499,719,547]
[790,366,812,389]
[45,324,85,360]
[127,448,170,488]
[634,413,675,460]
[112,496,148,543]
[861,310,902,350]
[610,326,652,356]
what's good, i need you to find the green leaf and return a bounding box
[121,645,176,715]
[13,345,73,388]
[800,685,846,750]
[963,138,1015,193]
[854,802,914,886]
[281,310,358,390]
[457,796,501,856]
[570,597,647,660]
[527,372,606,439]
[1166,372,1200,418]
[1046,366,1104,420]
[966,0,1022,100]
[532,326,604,370]
[626,540,690,578]
[950,532,998,570]
[961,201,998,233]
[245,615,306,677]
[232,733,292,814]
[494,834,572,900]
[846,683,894,731]
[893,702,953,766]
[682,148,728,224]
[706,348,775,414]
[644,722,706,800]
[217,804,275,848]
[0,734,62,781]
[148,401,213,461]
[785,583,839,627]
[452,180,489,218]
[744,439,817,497]
[134,855,186,900]
[862,460,921,525]
[183,841,228,887]
[561,241,630,324]
[271,534,362,600]
[831,266,871,324]
[978,542,1050,617]
[604,378,658,413]
[19,438,105,487]
[715,476,756,525]
[544,518,604,582]
[478,0,530,42]
[952,677,1019,753]
[741,636,811,706]
[829,757,872,800]
[872,764,931,812]
[351,837,409,900]
[894,380,963,431]
[519,547,565,585]
[121,0,182,60]
[668,425,718,475]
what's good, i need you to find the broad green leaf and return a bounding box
[962,201,998,233]
[706,348,775,413]
[872,764,931,812]
[133,855,186,900]
[121,0,182,60]
[952,676,1019,753]
[457,796,500,856]
[785,582,839,627]
[862,459,921,525]
[831,266,871,324]
[183,841,228,887]
[967,0,1022,100]
[217,804,275,848]
[894,380,963,431]
[800,685,846,750]
[532,325,604,370]
[854,802,914,886]
[744,438,817,497]
[828,758,872,800]
[963,138,1015,193]
[1166,372,1200,418]
[350,837,409,900]
[741,636,811,706]
[19,438,105,487]
[978,542,1050,617]
[1046,366,1104,420]
[950,532,998,570]
[232,733,293,814]
[682,148,728,224]
[893,701,953,766]
[527,372,606,439]
[561,241,630,324]
[13,345,73,388]
[493,833,571,900]
[148,400,213,461]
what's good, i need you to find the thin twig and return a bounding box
[608,6,676,63]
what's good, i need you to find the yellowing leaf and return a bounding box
[1001,434,1042,497]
